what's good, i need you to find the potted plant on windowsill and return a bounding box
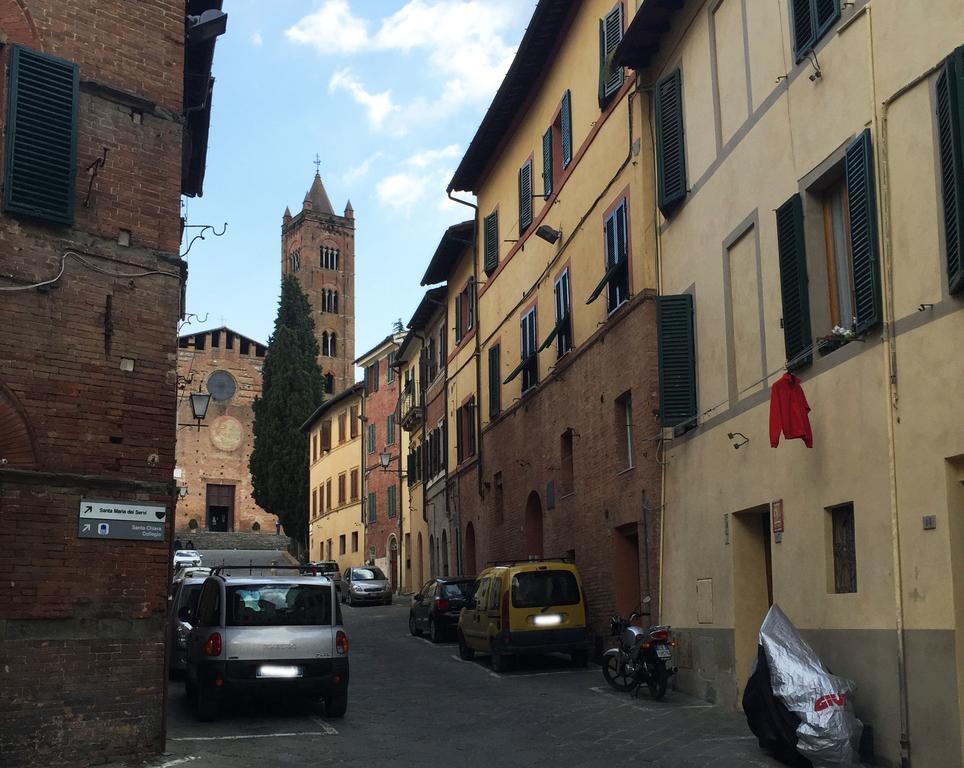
[816,325,857,355]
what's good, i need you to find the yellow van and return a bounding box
[456,559,591,672]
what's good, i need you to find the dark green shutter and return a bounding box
[792,0,839,62]
[456,405,463,463]
[775,194,813,369]
[3,45,78,225]
[519,161,532,232]
[845,129,882,333]
[598,3,624,106]
[561,90,573,168]
[937,46,964,294]
[542,127,553,198]
[656,294,697,428]
[483,211,499,274]
[488,345,501,417]
[655,69,686,216]
[454,293,462,343]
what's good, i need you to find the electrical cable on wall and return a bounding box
[0,250,180,292]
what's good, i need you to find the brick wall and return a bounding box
[460,294,662,642]
[174,329,273,534]
[0,2,203,765]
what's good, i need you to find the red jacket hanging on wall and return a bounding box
[769,373,813,448]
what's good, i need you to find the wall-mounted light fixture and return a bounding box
[535,224,562,245]
[727,431,749,450]
[178,390,211,431]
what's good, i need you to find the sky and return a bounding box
[182,0,532,358]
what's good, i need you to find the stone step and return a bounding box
[174,529,291,552]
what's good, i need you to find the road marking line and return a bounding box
[157,757,200,767]
[310,716,339,735]
[170,731,336,742]
[450,654,501,679]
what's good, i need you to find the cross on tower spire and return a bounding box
[313,153,321,174]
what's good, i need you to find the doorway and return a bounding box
[524,491,544,558]
[614,523,642,618]
[464,522,477,576]
[206,484,235,532]
[732,505,774,703]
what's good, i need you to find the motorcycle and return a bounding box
[601,611,676,700]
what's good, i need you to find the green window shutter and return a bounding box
[561,90,573,168]
[845,129,882,333]
[656,294,697,428]
[488,345,501,417]
[518,160,532,232]
[655,69,687,216]
[455,293,463,343]
[483,211,499,274]
[598,3,624,106]
[456,405,464,464]
[775,194,813,369]
[542,127,553,198]
[937,46,964,294]
[3,45,79,226]
[791,0,839,62]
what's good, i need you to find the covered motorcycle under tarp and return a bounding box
[743,605,863,767]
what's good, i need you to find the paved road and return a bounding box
[141,601,782,768]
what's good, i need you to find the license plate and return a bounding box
[257,664,302,678]
[655,645,672,659]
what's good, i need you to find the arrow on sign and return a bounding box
[82,524,91,532]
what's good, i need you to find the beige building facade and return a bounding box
[304,383,365,568]
[614,1,964,765]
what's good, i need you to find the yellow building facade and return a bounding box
[303,383,365,570]
[614,1,964,765]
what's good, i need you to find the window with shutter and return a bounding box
[543,127,553,198]
[3,45,79,225]
[937,46,964,294]
[845,129,882,333]
[561,90,573,168]
[518,160,533,233]
[454,293,463,343]
[488,344,501,418]
[588,202,629,311]
[483,211,499,274]
[655,69,687,216]
[598,3,625,106]
[776,194,813,369]
[656,294,697,428]
[790,0,840,62]
[456,404,464,464]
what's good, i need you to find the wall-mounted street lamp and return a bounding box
[378,451,396,470]
[178,390,211,431]
[535,224,562,245]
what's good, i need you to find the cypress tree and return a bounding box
[250,274,324,556]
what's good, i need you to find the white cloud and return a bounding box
[375,146,462,214]
[343,152,384,184]
[376,172,429,212]
[406,144,460,169]
[287,1,519,130]
[328,69,397,130]
[250,31,263,47]
[284,0,368,54]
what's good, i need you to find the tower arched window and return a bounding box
[330,332,337,357]
[324,373,335,394]
[289,249,301,272]
[332,291,338,314]
[321,331,329,356]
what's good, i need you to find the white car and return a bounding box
[174,549,203,568]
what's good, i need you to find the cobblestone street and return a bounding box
[140,601,783,768]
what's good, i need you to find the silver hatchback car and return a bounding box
[184,567,349,721]
[342,566,392,606]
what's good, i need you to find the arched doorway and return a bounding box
[464,522,477,575]
[388,535,398,592]
[441,529,449,576]
[525,491,544,559]
[429,534,436,578]
[416,532,424,587]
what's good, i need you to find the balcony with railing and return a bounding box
[399,383,424,431]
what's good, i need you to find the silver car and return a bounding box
[184,567,349,721]
[342,566,392,606]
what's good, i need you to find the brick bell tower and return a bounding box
[281,163,356,395]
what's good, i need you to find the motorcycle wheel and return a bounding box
[602,653,634,692]
[647,662,669,700]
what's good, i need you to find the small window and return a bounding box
[488,344,501,418]
[519,309,538,392]
[322,420,332,452]
[326,479,332,511]
[828,502,857,594]
[483,210,500,274]
[518,160,533,234]
[368,492,377,523]
[351,531,359,552]
[367,423,376,454]
[350,468,359,501]
[350,405,359,439]
[554,269,572,357]
[387,414,396,445]
[339,535,346,555]
[790,0,840,63]
[312,488,318,518]
[338,412,347,444]
[615,391,633,469]
[588,201,629,311]
[598,2,625,106]
[387,351,396,383]
[388,485,397,518]
[338,474,346,505]
[821,175,856,330]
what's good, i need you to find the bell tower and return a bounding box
[281,162,356,395]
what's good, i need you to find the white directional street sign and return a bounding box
[78,498,167,541]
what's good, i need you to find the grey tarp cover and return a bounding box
[757,604,863,766]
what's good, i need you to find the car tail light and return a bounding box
[435,597,450,612]
[651,629,669,642]
[501,589,509,630]
[205,632,222,657]
[336,630,349,655]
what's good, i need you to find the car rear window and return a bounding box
[441,582,472,598]
[226,584,332,626]
[353,567,386,580]
[511,570,580,609]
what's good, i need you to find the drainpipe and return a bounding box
[446,190,481,574]
[861,4,911,762]
[394,362,404,593]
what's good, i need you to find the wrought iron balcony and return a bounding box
[399,386,424,431]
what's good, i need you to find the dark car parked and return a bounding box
[409,576,475,642]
